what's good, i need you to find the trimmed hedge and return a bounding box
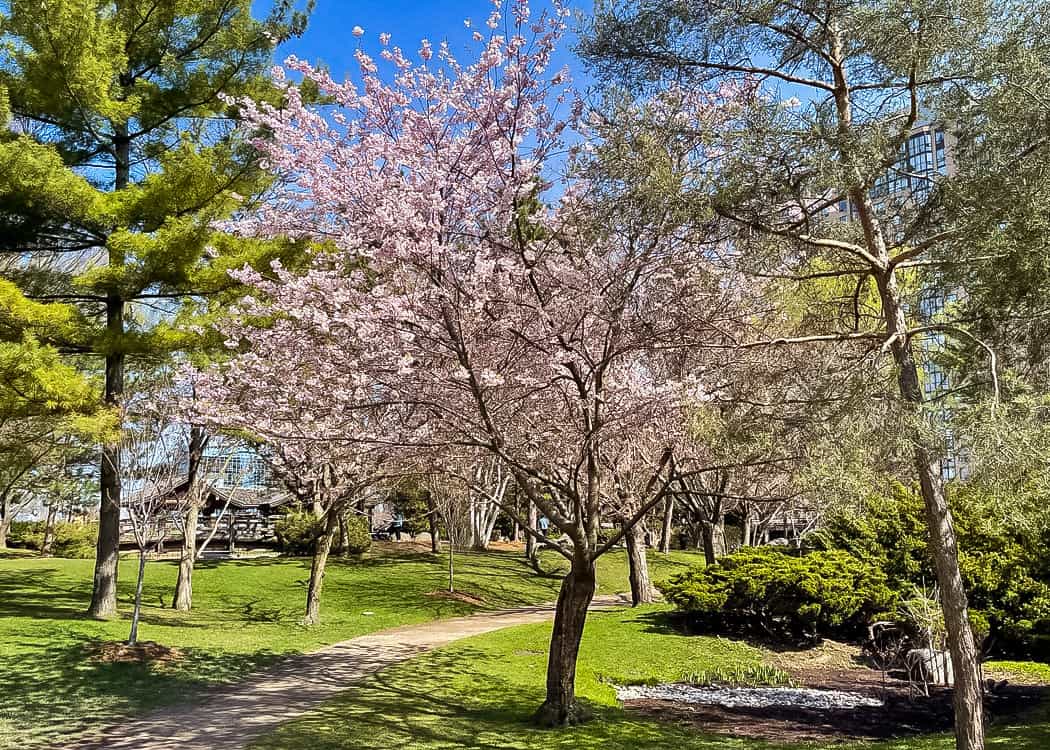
[274,511,323,555]
[657,546,897,642]
[343,513,371,555]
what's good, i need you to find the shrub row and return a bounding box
[658,546,896,642]
[807,482,1050,658]
[8,521,98,558]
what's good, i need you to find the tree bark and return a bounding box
[525,501,539,560]
[877,271,985,750]
[426,492,440,552]
[173,503,198,611]
[625,521,656,605]
[658,495,673,553]
[338,509,349,557]
[701,516,724,566]
[89,127,129,620]
[303,508,338,626]
[466,499,477,549]
[173,426,206,611]
[533,556,596,726]
[448,537,455,592]
[40,504,58,556]
[128,548,147,645]
[0,493,7,549]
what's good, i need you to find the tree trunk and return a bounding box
[426,493,440,552]
[473,504,498,551]
[172,503,199,611]
[128,548,147,645]
[625,521,655,605]
[658,495,673,553]
[89,127,129,620]
[700,516,725,566]
[741,511,754,547]
[466,499,478,549]
[172,426,205,611]
[526,501,539,560]
[90,413,123,617]
[0,493,7,549]
[877,272,985,750]
[448,537,455,592]
[534,556,596,726]
[338,509,349,557]
[303,508,338,626]
[40,504,58,556]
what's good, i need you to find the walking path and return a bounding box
[66,594,628,750]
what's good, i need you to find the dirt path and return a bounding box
[66,595,628,750]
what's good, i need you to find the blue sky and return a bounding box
[256,0,592,88]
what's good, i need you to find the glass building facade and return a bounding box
[824,123,962,479]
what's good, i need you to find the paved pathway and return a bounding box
[66,595,628,750]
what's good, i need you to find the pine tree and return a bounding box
[0,0,311,618]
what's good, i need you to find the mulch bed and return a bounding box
[90,640,183,664]
[624,664,1049,743]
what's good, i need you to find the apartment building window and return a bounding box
[924,362,948,396]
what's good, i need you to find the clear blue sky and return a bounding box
[256,0,592,88]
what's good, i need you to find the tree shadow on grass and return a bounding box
[257,648,1050,750]
[0,567,92,621]
[0,635,285,749]
[252,648,744,750]
[630,607,691,636]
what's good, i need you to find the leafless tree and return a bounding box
[121,419,188,646]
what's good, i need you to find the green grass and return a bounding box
[986,661,1050,684]
[249,606,1050,750]
[0,545,702,748]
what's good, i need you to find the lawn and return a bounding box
[249,606,1050,750]
[0,545,702,748]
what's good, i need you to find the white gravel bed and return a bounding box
[616,683,884,710]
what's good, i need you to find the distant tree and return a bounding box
[465,456,511,552]
[191,361,395,625]
[423,472,471,594]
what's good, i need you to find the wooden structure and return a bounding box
[121,479,295,551]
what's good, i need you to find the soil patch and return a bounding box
[425,589,487,606]
[624,665,1050,742]
[90,641,182,665]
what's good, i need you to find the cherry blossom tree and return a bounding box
[188,352,395,625]
[204,0,744,724]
